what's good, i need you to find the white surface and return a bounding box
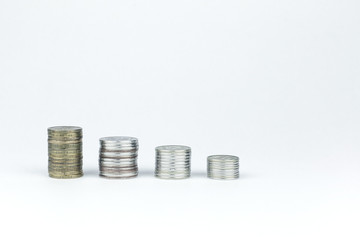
[0,0,359,239]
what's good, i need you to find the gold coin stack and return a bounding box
[48,126,83,179]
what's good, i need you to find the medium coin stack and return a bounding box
[48,126,83,179]
[207,155,239,180]
[99,136,139,179]
[155,145,191,179]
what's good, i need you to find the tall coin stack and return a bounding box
[48,126,83,179]
[207,155,239,180]
[99,137,139,179]
[155,145,191,179]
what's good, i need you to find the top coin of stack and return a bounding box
[155,145,191,179]
[99,136,139,179]
[48,126,83,179]
[207,155,239,180]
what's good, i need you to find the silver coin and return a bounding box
[207,155,239,180]
[100,173,138,179]
[155,172,190,179]
[156,145,191,152]
[98,136,139,179]
[208,155,239,162]
[100,141,138,146]
[100,136,138,144]
[100,152,137,158]
[155,145,191,179]
[100,146,138,151]
[100,162,137,168]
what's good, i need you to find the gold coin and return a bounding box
[49,168,83,173]
[49,173,83,179]
[48,147,82,152]
[48,139,82,144]
[48,160,82,165]
[48,131,82,136]
[49,167,82,172]
[48,136,82,140]
[48,165,82,169]
[48,162,82,167]
[49,167,82,171]
[49,150,82,154]
[49,133,82,137]
[47,126,82,133]
[48,161,83,166]
[48,142,82,146]
[48,153,83,158]
[48,156,82,160]
[48,157,82,161]
[48,138,82,142]
[49,148,82,153]
[48,155,82,159]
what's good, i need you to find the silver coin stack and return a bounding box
[207,155,239,180]
[48,126,83,179]
[155,145,191,179]
[99,136,139,179]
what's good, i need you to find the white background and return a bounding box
[0,0,359,239]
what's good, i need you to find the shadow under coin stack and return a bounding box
[48,126,83,179]
[155,145,191,179]
[207,155,239,180]
[99,137,139,179]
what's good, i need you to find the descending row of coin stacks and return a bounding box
[48,126,83,179]
[99,137,139,179]
[47,127,240,180]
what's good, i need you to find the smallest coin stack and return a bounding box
[99,137,139,179]
[207,155,239,180]
[48,126,83,179]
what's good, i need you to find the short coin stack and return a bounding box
[207,155,239,180]
[155,145,191,179]
[48,126,83,179]
[99,136,139,179]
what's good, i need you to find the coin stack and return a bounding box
[155,145,191,179]
[99,136,139,179]
[207,155,239,180]
[48,126,83,179]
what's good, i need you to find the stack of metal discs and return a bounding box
[99,136,139,179]
[207,155,239,180]
[48,126,83,179]
[155,145,191,179]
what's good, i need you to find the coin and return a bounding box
[155,145,191,152]
[48,151,83,157]
[49,159,83,164]
[100,136,137,143]
[155,145,191,179]
[48,126,83,179]
[49,173,83,179]
[207,155,239,180]
[48,139,82,144]
[98,136,139,179]
[48,143,82,149]
[48,126,82,132]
